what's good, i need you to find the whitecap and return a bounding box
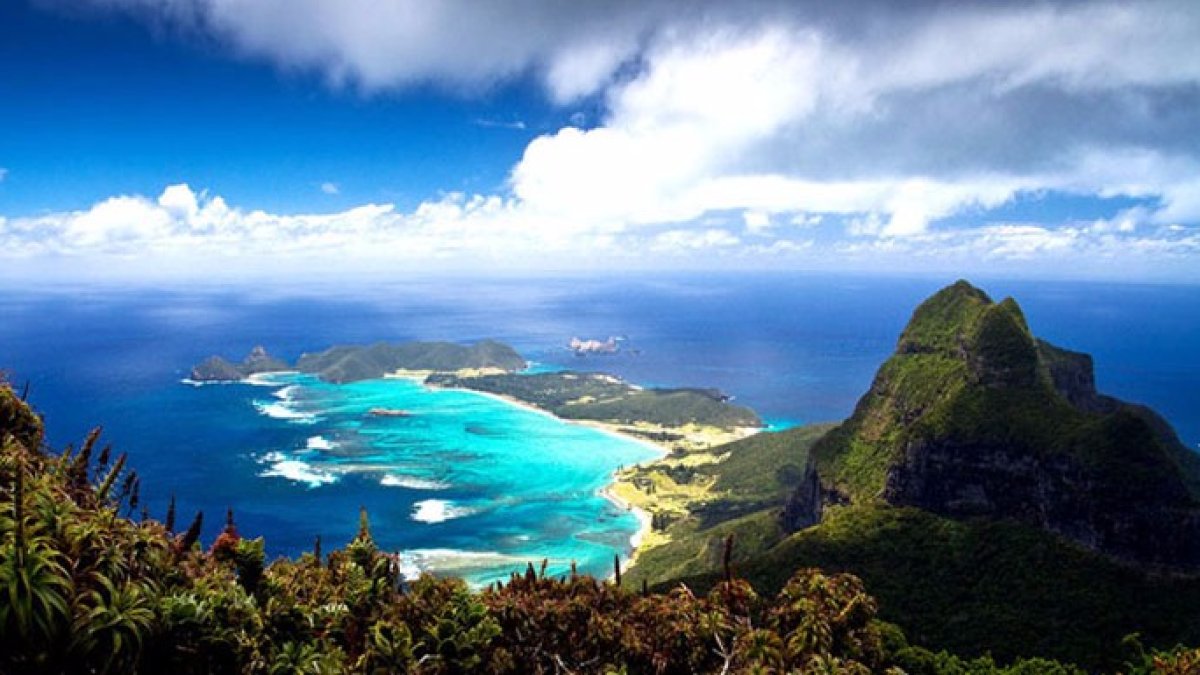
[305,435,338,451]
[273,385,299,400]
[245,371,297,386]
[411,499,475,524]
[259,451,287,463]
[180,377,240,386]
[380,474,450,490]
[260,459,338,488]
[253,400,318,423]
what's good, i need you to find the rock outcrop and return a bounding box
[798,280,1200,570]
[190,345,289,381]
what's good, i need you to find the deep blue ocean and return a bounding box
[1,274,1197,582]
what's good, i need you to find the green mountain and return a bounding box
[627,281,1200,669]
[295,339,526,383]
[802,279,1200,568]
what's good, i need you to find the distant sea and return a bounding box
[2,274,1197,583]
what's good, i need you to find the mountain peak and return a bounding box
[802,280,1200,569]
[897,280,993,354]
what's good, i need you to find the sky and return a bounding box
[1,0,1199,282]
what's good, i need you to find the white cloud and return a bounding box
[790,213,822,228]
[16,0,1200,281]
[545,38,637,104]
[501,6,1200,241]
[652,228,740,252]
[320,182,339,195]
[473,119,527,131]
[742,210,771,234]
[4,182,1199,283]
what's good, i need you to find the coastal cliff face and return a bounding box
[801,280,1200,569]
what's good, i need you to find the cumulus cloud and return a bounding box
[4,182,1198,283]
[15,0,1200,279]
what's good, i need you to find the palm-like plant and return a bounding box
[72,576,157,673]
[0,450,73,665]
[359,620,414,674]
[269,639,346,675]
[0,538,72,652]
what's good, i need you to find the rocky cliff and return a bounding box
[796,280,1200,569]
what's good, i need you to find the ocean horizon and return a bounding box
[2,273,1197,583]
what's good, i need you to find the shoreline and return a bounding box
[599,479,656,574]
[391,367,761,573]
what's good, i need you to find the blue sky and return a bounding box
[2,0,1199,282]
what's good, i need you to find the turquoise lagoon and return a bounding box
[226,372,659,585]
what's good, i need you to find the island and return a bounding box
[190,339,527,383]
[568,336,622,355]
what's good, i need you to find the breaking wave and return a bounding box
[411,499,475,524]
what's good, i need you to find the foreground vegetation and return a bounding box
[5,381,1196,673]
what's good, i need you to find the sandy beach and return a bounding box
[397,369,759,572]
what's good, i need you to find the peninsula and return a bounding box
[426,370,763,451]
